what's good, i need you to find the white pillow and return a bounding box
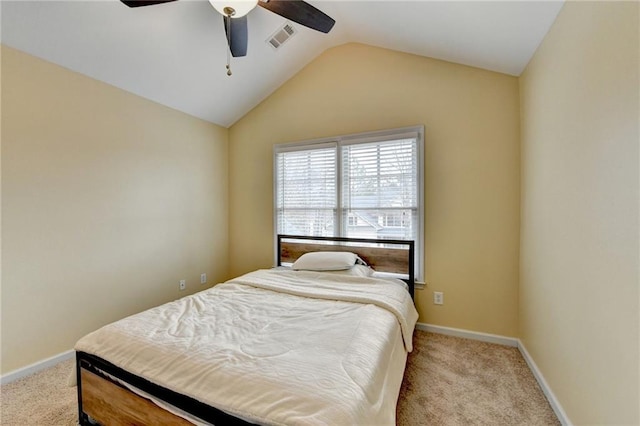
[317,264,374,277]
[292,251,360,271]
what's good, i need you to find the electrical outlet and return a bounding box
[179,280,186,291]
[200,273,207,284]
[434,291,444,305]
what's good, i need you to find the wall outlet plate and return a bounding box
[179,280,186,291]
[434,291,444,305]
[200,273,207,284]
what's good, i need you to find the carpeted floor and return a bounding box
[397,332,559,425]
[1,358,78,425]
[0,331,559,425]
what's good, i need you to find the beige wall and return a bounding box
[229,43,521,337]
[0,42,4,370]
[519,2,639,424]
[1,45,229,373]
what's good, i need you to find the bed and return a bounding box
[75,235,418,425]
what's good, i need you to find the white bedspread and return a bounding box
[75,269,419,425]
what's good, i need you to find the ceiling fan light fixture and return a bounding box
[208,0,258,17]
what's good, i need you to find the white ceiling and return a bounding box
[1,0,564,128]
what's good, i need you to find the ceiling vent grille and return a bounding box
[266,23,296,50]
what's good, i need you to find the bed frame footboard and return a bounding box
[76,352,255,425]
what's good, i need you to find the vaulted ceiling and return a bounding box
[1,1,564,127]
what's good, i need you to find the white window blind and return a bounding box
[275,144,337,237]
[274,126,424,281]
[341,137,418,242]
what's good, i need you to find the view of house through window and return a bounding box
[274,126,424,280]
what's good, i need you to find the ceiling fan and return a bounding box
[121,0,335,74]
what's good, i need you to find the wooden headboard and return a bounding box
[277,234,415,297]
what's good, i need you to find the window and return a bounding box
[274,126,424,281]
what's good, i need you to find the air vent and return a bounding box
[266,23,297,50]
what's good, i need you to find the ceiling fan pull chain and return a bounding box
[225,14,232,76]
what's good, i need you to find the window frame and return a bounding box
[273,125,424,282]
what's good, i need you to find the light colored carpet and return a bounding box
[397,332,559,426]
[1,358,77,425]
[0,331,559,425]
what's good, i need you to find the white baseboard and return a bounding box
[415,322,518,347]
[517,340,572,426]
[1,349,74,385]
[416,322,570,425]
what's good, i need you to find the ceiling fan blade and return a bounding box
[258,0,335,34]
[121,0,178,7]
[223,15,248,58]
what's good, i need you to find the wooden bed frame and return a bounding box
[77,235,415,425]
